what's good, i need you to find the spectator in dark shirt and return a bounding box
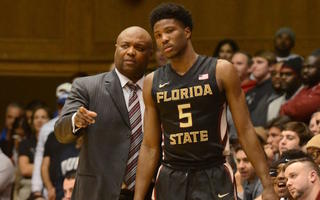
[246,50,278,126]
[280,50,320,122]
[16,105,50,200]
[42,133,82,200]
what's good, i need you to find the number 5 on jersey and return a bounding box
[178,103,192,128]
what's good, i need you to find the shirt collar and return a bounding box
[115,68,144,90]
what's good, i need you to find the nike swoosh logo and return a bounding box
[159,82,170,88]
[218,193,229,198]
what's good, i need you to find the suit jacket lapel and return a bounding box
[104,70,131,128]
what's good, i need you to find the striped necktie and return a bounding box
[124,82,143,190]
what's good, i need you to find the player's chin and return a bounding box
[163,50,176,59]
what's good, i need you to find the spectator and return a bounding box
[31,82,71,199]
[231,51,256,93]
[235,146,263,200]
[279,121,313,155]
[274,27,300,62]
[213,39,239,61]
[269,149,307,200]
[309,111,320,135]
[62,171,76,200]
[280,50,320,122]
[246,50,277,126]
[25,100,46,126]
[284,157,320,200]
[227,51,256,141]
[0,102,24,157]
[16,105,50,200]
[253,126,274,164]
[306,134,320,167]
[267,57,304,122]
[270,61,284,94]
[0,149,15,200]
[41,134,82,200]
[10,116,32,165]
[266,116,291,161]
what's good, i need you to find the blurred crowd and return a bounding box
[0,26,320,200]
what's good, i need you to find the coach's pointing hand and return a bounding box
[74,106,97,128]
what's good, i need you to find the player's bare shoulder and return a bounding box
[143,72,155,102]
[216,59,235,77]
[215,59,237,90]
[144,72,155,88]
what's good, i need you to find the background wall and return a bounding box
[0,0,319,124]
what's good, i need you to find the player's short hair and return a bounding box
[150,3,193,31]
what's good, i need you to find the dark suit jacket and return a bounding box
[55,70,133,200]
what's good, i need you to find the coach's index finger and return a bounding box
[79,106,97,123]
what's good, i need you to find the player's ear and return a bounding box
[184,27,191,39]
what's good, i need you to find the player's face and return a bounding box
[153,19,191,59]
[279,130,301,155]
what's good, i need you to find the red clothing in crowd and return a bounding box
[280,83,320,122]
[242,79,257,94]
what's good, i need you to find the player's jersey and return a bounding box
[151,56,228,169]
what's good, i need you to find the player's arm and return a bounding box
[216,60,277,200]
[134,72,161,200]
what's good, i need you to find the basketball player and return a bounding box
[134,3,277,200]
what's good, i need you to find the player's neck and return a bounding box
[170,44,198,76]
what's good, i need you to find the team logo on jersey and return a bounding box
[159,82,170,88]
[198,73,208,80]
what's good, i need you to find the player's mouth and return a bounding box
[163,45,173,53]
